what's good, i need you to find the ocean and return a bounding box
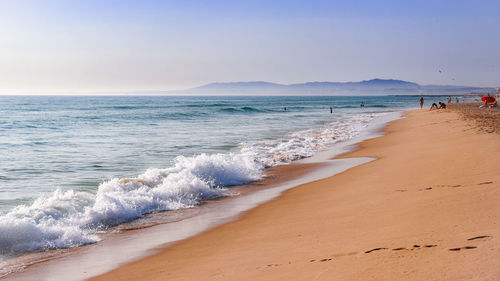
[0,95,445,272]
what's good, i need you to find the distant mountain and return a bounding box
[175,79,492,96]
[291,78,419,87]
[191,81,283,91]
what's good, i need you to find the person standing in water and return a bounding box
[419,96,424,109]
[330,107,333,114]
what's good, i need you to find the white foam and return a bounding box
[243,113,378,167]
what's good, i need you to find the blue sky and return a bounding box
[0,0,499,93]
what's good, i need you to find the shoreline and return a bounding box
[3,112,398,280]
[88,107,499,280]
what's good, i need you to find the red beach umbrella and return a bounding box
[482,96,496,103]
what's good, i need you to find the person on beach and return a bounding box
[330,107,333,114]
[430,102,446,110]
[419,96,424,109]
[447,96,452,104]
[456,97,459,103]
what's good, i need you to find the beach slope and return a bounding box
[91,108,500,281]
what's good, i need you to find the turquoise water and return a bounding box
[0,95,441,257]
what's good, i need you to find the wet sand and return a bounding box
[89,107,500,281]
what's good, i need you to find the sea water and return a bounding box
[0,95,444,264]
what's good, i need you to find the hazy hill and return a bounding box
[175,79,493,96]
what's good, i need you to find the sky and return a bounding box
[0,0,499,94]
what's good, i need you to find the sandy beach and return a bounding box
[87,105,500,281]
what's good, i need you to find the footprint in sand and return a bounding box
[467,235,490,241]
[391,245,436,251]
[478,181,493,185]
[309,258,333,262]
[448,246,477,251]
[365,248,388,254]
[418,184,464,191]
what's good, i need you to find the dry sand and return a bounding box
[447,102,500,134]
[91,107,500,281]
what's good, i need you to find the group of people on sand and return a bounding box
[419,96,447,111]
[420,94,498,110]
[430,102,447,110]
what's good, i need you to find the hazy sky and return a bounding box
[0,0,499,93]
